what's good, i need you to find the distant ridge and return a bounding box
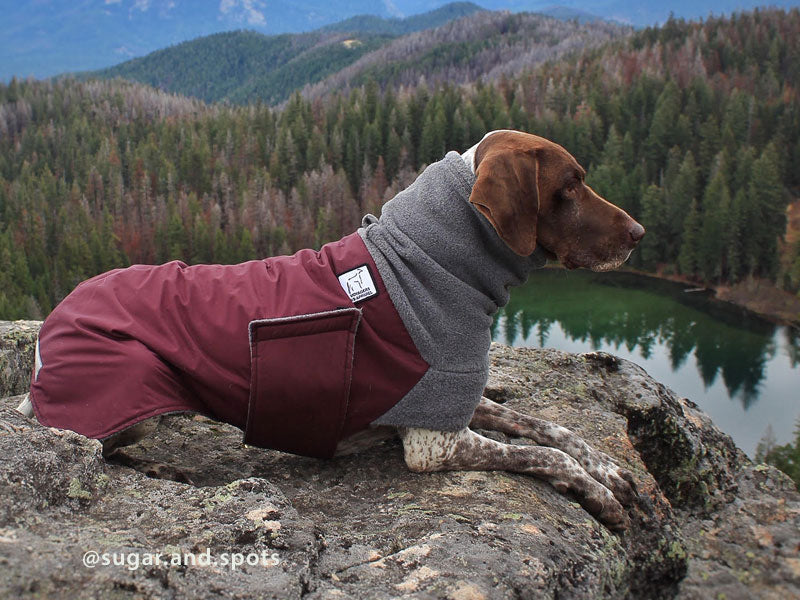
[301,11,629,102]
[84,30,391,106]
[84,2,486,105]
[539,5,610,24]
[85,7,629,106]
[320,2,484,34]
[5,0,800,80]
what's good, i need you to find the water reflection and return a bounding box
[493,270,796,412]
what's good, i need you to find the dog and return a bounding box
[18,130,644,531]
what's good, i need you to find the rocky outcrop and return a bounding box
[0,320,38,398]
[0,320,797,599]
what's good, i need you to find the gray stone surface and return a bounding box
[0,320,797,599]
[0,320,38,397]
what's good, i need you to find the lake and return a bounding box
[492,269,800,457]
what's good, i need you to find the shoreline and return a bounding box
[539,264,800,328]
[623,268,800,328]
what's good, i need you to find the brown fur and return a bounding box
[470,131,644,268]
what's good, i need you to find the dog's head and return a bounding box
[468,130,644,271]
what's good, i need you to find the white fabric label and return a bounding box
[338,265,378,303]
[34,339,43,381]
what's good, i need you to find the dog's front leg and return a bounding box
[400,427,629,531]
[470,397,637,505]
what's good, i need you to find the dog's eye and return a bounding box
[564,180,579,195]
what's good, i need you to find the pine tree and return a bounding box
[306,126,326,172]
[666,151,697,259]
[722,91,753,149]
[363,121,382,170]
[601,125,624,164]
[697,115,721,177]
[192,214,213,264]
[213,229,229,264]
[314,203,336,249]
[698,167,733,281]
[748,143,786,279]
[343,126,362,193]
[639,184,668,269]
[384,128,402,182]
[166,209,186,262]
[645,81,682,170]
[727,188,747,282]
[237,227,256,262]
[586,126,628,211]
[678,199,702,277]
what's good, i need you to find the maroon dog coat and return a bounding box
[29,232,428,458]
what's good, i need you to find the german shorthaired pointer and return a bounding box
[19,130,644,531]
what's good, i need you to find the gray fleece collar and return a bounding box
[359,151,547,431]
[359,151,546,363]
[366,151,546,309]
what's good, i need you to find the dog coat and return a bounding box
[29,232,428,458]
[30,151,547,457]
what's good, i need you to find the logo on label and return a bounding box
[338,265,378,303]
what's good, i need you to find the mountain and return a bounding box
[301,11,628,101]
[86,10,630,105]
[538,5,611,23]
[0,0,405,82]
[3,1,800,81]
[320,2,484,34]
[84,30,394,106]
[395,1,800,27]
[83,3,486,105]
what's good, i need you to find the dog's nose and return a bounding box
[629,222,645,243]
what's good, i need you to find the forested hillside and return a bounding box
[86,30,392,106]
[302,11,628,100]
[1,9,799,321]
[86,3,485,106]
[87,10,629,106]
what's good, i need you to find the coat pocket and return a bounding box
[244,308,362,458]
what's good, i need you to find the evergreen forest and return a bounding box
[87,9,625,105]
[1,9,799,321]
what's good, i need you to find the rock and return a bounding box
[0,320,39,397]
[0,321,797,599]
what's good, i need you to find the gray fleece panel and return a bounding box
[359,151,547,431]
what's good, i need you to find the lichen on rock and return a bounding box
[0,320,39,397]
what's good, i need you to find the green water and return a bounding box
[492,269,800,457]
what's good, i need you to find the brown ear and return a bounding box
[468,148,540,256]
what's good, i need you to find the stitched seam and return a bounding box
[248,307,362,341]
